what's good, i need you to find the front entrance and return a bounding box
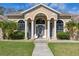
[36,24,45,38]
[34,13,47,39]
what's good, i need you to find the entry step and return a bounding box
[34,39,48,43]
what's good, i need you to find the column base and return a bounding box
[51,36,57,40]
[31,37,35,40]
[46,37,50,40]
[25,37,28,40]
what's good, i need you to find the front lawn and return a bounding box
[0,41,34,56]
[48,43,79,56]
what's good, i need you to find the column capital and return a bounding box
[25,20,27,21]
[47,17,57,21]
[25,17,33,21]
[47,19,51,21]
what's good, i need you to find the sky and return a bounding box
[0,3,79,14]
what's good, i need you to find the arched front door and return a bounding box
[35,13,47,39]
[36,24,45,38]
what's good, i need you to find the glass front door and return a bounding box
[36,24,45,38]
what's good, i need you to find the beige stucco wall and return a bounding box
[24,6,58,20]
[8,19,25,22]
[7,15,24,22]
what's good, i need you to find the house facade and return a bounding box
[6,4,72,40]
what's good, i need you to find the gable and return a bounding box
[21,4,61,15]
[23,4,61,20]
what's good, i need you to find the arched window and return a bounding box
[36,18,45,24]
[56,20,63,32]
[18,20,25,30]
[35,13,47,24]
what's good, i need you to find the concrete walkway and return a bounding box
[32,39,53,56]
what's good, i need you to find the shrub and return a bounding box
[9,30,25,39]
[57,32,69,40]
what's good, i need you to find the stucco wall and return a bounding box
[7,15,24,22]
[24,6,58,20]
[8,19,25,22]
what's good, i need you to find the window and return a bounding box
[56,20,63,32]
[18,20,25,30]
[36,18,45,24]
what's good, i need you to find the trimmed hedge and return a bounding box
[57,32,69,40]
[9,30,25,39]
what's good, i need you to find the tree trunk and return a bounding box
[0,28,3,40]
[70,33,74,40]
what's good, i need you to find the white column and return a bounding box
[47,20,50,39]
[31,20,34,39]
[53,20,57,40]
[25,20,28,39]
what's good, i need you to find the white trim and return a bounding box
[21,4,61,14]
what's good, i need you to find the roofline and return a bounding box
[6,14,22,16]
[21,4,62,14]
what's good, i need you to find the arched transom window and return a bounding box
[36,18,45,24]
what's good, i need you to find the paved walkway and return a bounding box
[32,39,53,56]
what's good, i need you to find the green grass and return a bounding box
[0,41,34,56]
[48,43,79,56]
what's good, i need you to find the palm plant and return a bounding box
[0,21,5,39]
[66,21,76,40]
[3,21,17,39]
[0,20,17,39]
[76,23,79,40]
